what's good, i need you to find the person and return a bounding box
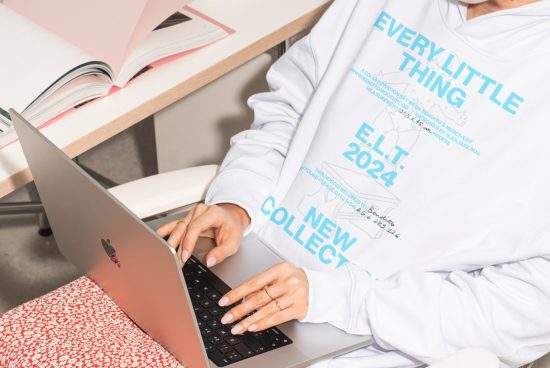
[157,0,550,366]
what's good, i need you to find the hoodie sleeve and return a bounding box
[302,256,550,366]
[205,0,358,231]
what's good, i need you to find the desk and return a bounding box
[0,0,331,199]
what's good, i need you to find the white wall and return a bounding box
[154,50,277,172]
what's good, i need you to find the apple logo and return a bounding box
[101,239,121,268]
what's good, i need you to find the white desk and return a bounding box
[0,0,331,198]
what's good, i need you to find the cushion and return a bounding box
[0,277,183,367]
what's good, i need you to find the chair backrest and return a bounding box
[109,165,219,219]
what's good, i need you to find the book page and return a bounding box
[116,8,230,86]
[0,4,98,114]
[5,0,186,77]
[123,0,189,72]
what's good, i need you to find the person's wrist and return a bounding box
[218,203,251,230]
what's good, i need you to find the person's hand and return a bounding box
[156,203,250,267]
[217,262,309,334]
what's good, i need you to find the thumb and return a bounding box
[205,234,240,268]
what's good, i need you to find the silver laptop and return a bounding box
[11,109,371,368]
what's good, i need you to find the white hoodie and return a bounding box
[205,1,550,366]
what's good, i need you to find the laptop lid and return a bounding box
[10,109,209,368]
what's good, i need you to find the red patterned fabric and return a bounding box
[0,277,183,368]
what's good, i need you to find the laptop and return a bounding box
[11,109,371,368]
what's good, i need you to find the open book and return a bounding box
[0,0,231,147]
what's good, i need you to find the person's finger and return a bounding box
[177,206,208,263]
[220,283,284,325]
[167,215,192,249]
[219,263,287,307]
[176,205,209,263]
[230,296,294,334]
[204,231,239,267]
[156,220,179,238]
[179,205,222,264]
[245,307,296,333]
[200,227,216,239]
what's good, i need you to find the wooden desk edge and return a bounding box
[0,2,330,198]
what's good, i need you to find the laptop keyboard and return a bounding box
[183,256,293,366]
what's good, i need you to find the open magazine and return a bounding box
[0,1,231,148]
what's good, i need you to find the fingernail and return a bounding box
[181,250,189,263]
[221,313,233,324]
[248,324,258,332]
[206,257,217,268]
[231,325,243,335]
[219,296,229,307]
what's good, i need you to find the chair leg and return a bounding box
[37,211,52,237]
[0,156,119,237]
[0,185,51,236]
[26,183,52,237]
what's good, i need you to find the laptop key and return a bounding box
[198,311,214,321]
[224,336,240,346]
[191,291,206,300]
[209,306,224,316]
[226,351,242,362]
[207,319,223,329]
[242,334,266,354]
[208,335,223,345]
[254,332,274,349]
[234,343,255,358]
[202,326,214,335]
[217,343,233,354]
[270,335,284,348]
[207,290,221,301]
[190,277,203,286]
[217,328,230,338]
[198,283,212,293]
[267,328,292,346]
[201,271,231,295]
[205,342,215,353]
[200,299,214,308]
[208,350,231,367]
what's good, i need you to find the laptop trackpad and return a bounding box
[194,233,283,289]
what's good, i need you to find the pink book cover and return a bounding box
[5,0,187,76]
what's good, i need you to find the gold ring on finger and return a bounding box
[274,298,283,312]
[264,285,275,301]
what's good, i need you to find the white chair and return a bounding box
[108,164,500,368]
[427,348,500,368]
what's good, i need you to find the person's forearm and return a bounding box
[303,257,550,366]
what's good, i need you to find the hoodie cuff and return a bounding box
[299,266,353,330]
[205,170,273,236]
